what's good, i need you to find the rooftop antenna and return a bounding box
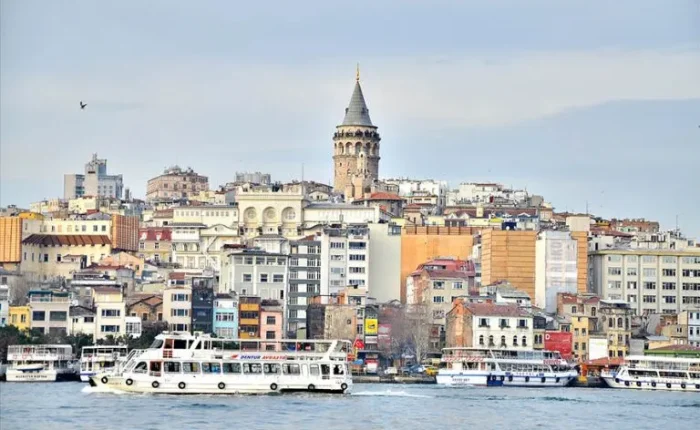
[356,63,360,82]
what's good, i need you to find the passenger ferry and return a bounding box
[79,345,130,382]
[437,347,578,387]
[6,345,75,382]
[601,355,700,391]
[89,332,353,394]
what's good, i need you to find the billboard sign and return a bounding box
[544,331,573,359]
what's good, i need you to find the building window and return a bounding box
[627,268,637,277]
[273,274,284,283]
[49,311,67,321]
[662,269,676,277]
[349,254,366,261]
[608,267,621,276]
[243,274,252,282]
[330,242,345,249]
[84,316,94,323]
[32,311,46,321]
[171,294,190,302]
[627,281,637,290]
[101,309,121,317]
[662,282,676,290]
[260,273,268,283]
[478,335,484,346]
[101,325,120,333]
[521,336,527,347]
[266,331,276,340]
[643,282,656,290]
[479,318,489,327]
[172,309,189,317]
[513,335,518,346]
[488,335,494,347]
[607,255,622,262]
[433,281,445,289]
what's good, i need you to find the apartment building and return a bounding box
[535,230,580,313]
[287,236,321,334]
[27,290,71,336]
[64,154,124,200]
[224,249,288,303]
[0,285,8,326]
[589,249,700,315]
[260,300,284,350]
[446,301,534,350]
[684,310,700,347]
[93,287,126,340]
[238,295,261,339]
[146,166,209,202]
[319,225,370,298]
[556,292,600,361]
[9,305,30,331]
[212,294,238,338]
[191,276,215,333]
[69,305,96,338]
[21,234,112,280]
[127,294,163,322]
[163,286,192,332]
[599,300,634,358]
[138,228,172,263]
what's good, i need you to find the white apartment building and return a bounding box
[535,230,579,313]
[448,302,534,350]
[367,223,402,303]
[447,183,528,206]
[687,310,700,347]
[93,287,126,340]
[287,237,322,332]
[319,225,370,300]
[589,249,700,315]
[383,179,449,209]
[64,154,124,200]
[0,285,9,327]
[163,286,192,332]
[221,249,289,301]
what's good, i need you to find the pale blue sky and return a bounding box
[1,0,699,237]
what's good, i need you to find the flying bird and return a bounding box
[80,101,87,110]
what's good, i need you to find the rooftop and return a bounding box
[22,234,111,246]
[463,302,531,318]
[341,80,374,127]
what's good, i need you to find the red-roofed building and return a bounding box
[353,192,405,217]
[138,228,172,264]
[446,301,534,349]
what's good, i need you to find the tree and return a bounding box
[128,321,168,350]
[381,303,433,365]
[0,326,46,361]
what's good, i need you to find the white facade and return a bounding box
[535,231,578,313]
[94,290,126,340]
[223,251,289,300]
[237,187,305,238]
[0,285,9,327]
[383,179,449,208]
[447,183,528,206]
[302,203,383,227]
[469,313,534,351]
[64,154,123,199]
[589,251,700,315]
[367,223,402,302]
[69,312,96,338]
[319,226,370,300]
[163,287,192,332]
[22,218,111,237]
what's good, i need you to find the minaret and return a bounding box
[332,65,381,195]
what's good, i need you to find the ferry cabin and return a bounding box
[80,345,129,382]
[6,345,74,382]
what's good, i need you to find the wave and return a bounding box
[352,390,432,399]
[81,385,129,395]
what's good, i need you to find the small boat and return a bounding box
[89,332,353,394]
[6,345,75,382]
[601,355,700,391]
[436,347,578,387]
[79,345,130,382]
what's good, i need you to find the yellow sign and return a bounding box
[364,319,378,335]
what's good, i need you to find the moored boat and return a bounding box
[79,345,130,382]
[601,355,700,391]
[436,347,578,387]
[6,345,75,382]
[89,332,353,394]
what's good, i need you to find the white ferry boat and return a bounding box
[89,332,353,394]
[6,345,75,382]
[79,345,130,382]
[601,355,700,391]
[437,347,578,387]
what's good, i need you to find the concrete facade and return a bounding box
[64,154,124,200]
[535,231,579,313]
[146,166,209,202]
[319,225,370,299]
[367,223,402,303]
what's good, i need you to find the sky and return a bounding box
[1,0,699,237]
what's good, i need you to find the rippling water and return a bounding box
[0,382,698,430]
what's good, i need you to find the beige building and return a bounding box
[163,286,192,332]
[93,287,126,340]
[138,228,172,264]
[146,166,209,202]
[600,300,634,358]
[21,234,112,280]
[237,185,305,239]
[589,249,700,314]
[28,290,71,336]
[332,71,381,196]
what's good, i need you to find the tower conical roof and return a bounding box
[341,81,374,127]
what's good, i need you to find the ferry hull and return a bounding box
[5,369,75,382]
[89,373,352,395]
[602,376,700,392]
[437,372,577,388]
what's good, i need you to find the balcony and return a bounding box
[239,318,259,325]
[240,303,260,312]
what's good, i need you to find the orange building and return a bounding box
[570,231,588,294]
[111,214,139,251]
[400,226,478,302]
[0,217,23,270]
[481,230,538,299]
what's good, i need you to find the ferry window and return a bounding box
[223,363,241,374]
[183,362,200,373]
[264,363,280,374]
[283,364,301,375]
[310,365,319,376]
[174,340,188,349]
[150,362,162,373]
[333,364,345,375]
[321,364,330,376]
[243,363,262,374]
[164,362,181,373]
[134,362,148,373]
[202,362,221,374]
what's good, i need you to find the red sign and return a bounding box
[544,331,573,359]
[353,338,365,350]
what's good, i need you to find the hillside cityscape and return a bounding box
[1,72,699,373]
